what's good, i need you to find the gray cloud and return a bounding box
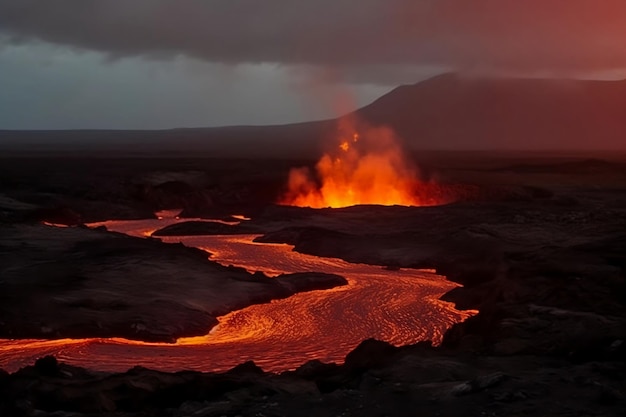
[0,41,391,129]
[1,0,626,83]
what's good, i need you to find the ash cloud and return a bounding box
[1,0,626,83]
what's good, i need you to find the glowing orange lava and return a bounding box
[0,217,476,374]
[280,118,438,208]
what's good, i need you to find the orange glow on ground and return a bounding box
[280,118,445,208]
[231,214,252,221]
[42,222,69,228]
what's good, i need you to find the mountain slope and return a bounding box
[356,73,626,150]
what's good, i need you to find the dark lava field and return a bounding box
[0,153,625,417]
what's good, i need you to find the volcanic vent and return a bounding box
[280,117,447,208]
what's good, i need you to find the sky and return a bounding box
[1,0,626,130]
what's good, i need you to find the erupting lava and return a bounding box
[281,118,435,208]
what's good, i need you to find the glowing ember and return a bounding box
[231,214,252,221]
[280,118,439,208]
[42,222,69,228]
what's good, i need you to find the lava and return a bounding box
[280,117,443,208]
[0,216,475,373]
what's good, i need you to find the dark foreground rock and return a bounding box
[0,224,346,342]
[152,220,262,236]
[1,340,624,417]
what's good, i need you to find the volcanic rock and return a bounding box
[0,224,347,342]
[343,339,399,372]
[152,220,260,236]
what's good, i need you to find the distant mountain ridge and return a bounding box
[357,73,626,150]
[2,73,626,157]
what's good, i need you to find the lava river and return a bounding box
[0,213,475,373]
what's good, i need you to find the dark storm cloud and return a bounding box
[1,0,626,80]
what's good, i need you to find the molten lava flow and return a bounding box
[280,118,438,208]
[0,217,476,374]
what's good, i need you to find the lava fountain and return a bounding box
[280,117,444,208]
